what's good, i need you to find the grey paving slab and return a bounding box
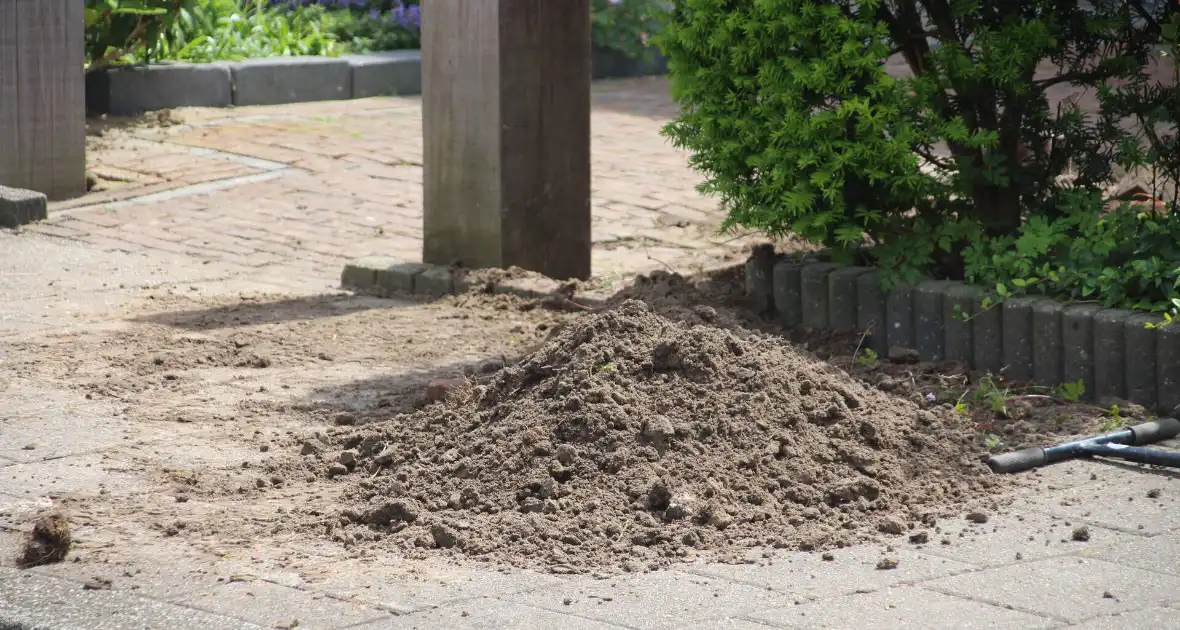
[747,585,1055,630]
[0,567,265,630]
[1081,531,1180,575]
[0,450,158,499]
[360,597,628,630]
[918,510,1124,567]
[300,557,566,613]
[925,556,1180,622]
[1066,607,1180,629]
[667,618,777,630]
[510,570,793,630]
[0,383,131,462]
[180,579,389,629]
[688,545,975,599]
[1024,465,1180,535]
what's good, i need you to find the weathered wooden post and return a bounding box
[421,0,592,281]
[0,0,87,200]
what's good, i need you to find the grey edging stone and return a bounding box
[347,50,422,98]
[855,271,888,355]
[0,186,47,228]
[1093,308,1133,401]
[942,282,978,365]
[231,56,351,107]
[340,257,431,295]
[744,247,778,315]
[1062,304,1105,401]
[1159,323,1180,414]
[885,281,917,352]
[85,46,668,113]
[1126,313,1163,410]
[773,259,806,328]
[1032,300,1066,387]
[1001,296,1048,384]
[971,292,1003,374]
[914,280,950,362]
[827,266,873,332]
[0,567,265,630]
[85,62,233,116]
[800,263,839,329]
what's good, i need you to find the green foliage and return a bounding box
[592,0,667,58]
[1057,379,1086,403]
[85,0,197,71]
[146,0,342,63]
[855,347,879,368]
[1100,404,1126,432]
[660,0,1179,313]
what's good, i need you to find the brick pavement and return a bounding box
[31,77,752,288]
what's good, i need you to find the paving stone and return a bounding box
[1063,304,1104,401]
[510,570,792,630]
[827,266,873,332]
[917,510,1124,567]
[972,292,1004,374]
[0,382,130,462]
[414,266,456,297]
[0,567,264,630]
[885,281,916,351]
[855,271,888,355]
[1001,296,1048,383]
[774,260,806,328]
[747,586,1055,630]
[231,57,352,107]
[914,280,951,362]
[0,450,157,499]
[300,558,565,614]
[1126,313,1164,411]
[348,50,422,98]
[1032,300,1066,387]
[85,63,234,116]
[0,185,48,228]
[1093,309,1134,401]
[1066,607,1180,629]
[341,257,392,291]
[925,556,1180,622]
[181,579,389,629]
[668,618,777,630]
[356,597,627,630]
[1082,531,1180,576]
[1025,466,1180,535]
[688,545,974,599]
[800,263,839,329]
[942,283,978,365]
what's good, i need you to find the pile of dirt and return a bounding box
[309,300,1006,572]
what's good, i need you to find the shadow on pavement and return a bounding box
[132,292,424,331]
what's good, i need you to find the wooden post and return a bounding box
[0,0,87,200]
[422,0,592,281]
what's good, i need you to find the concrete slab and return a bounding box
[359,597,628,629]
[688,546,974,599]
[0,382,130,462]
[748,586,1055,629]
[1066,607,1180,629]
[1082,532,1180,575]
[925,556,1180,622]
[918,510,1125,567]
[1024,464,1180,535]
[300,558,566,614]
[510,570,792,630]
[180,579,389,629]
[0,450,158,499]
[0,567,264,630]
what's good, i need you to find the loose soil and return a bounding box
[309,299,1004,572]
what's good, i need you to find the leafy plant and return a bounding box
[1100,404,1127,432]
[973,374,1012,418]
[85,0,196,71]
[855,347,879,368]
[1058,379,1086,403]
[983,433,1004,452]
[592,0,667,58]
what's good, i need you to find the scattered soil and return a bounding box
[311,300,1005,572]
[17,512,72,568]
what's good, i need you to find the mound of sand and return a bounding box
[317,300,1003,572]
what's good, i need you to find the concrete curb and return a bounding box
[752,251,1180,414]
[85,48,669,115]
[0,186,48,228]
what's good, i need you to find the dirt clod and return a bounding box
[876,557,899,570]
[1147,488,1162,499]
[17,511,72,568]
[908,531,930,544]
[966,511,990,524]
[1071,526,1091,542]
[316,300,1002,572]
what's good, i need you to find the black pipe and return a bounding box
[987,418,1180,474]
[1079,442,1180,468]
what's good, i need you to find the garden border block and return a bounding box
[231,56,352,107]
[0,185,48,228]
[1001,296,1048,384]
[855,271,888,355]
[885,281,917,351]
[800,263,839,329]
[1032,300,1066,387]
[744,246,778,315]
[1125,313,1164,410]
[85,48,670,114]
[773,260,806,328]
[1158,323,1180,414]
[347,50,422,98]
[1061,304,1104,401]
[827,266,873,332]
[85,62,233,116]
[942,283,978,365]
[914,280,951,362]
[971,292,1004,374]
[1092,308,1133,401]
[414,266,456,296]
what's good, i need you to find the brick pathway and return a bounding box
[32,77,752,287]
